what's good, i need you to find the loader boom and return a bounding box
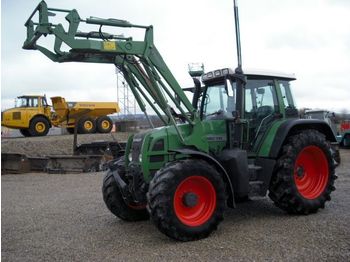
[23,1,206,147]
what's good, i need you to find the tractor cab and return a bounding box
[201,68,298,151]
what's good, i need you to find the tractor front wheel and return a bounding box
[269,129,336,214]
[147,159,226,241]
[102,159,149,221]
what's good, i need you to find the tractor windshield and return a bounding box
[202,81,236,119]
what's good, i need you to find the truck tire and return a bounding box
[28,116,50,136]
[269,129,336,215]
[102,159,149,221]
[96,116,113,133]
[66,128,75,134]
[78,117,96,134]
[19,129,31,137]
[147,159,226,241]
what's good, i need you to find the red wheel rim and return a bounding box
[294,145,329,199]
[174,176,216,227]
[127,203,147,210]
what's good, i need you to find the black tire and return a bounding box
[102,159,149,221]
[330,145,341,165]
[78,117,96,134]
[147,159,226,241]
[268,129,336,215]
[19,129,31,137]
[28,116,50,136]
[96,116,113,133]
[66,128,75,134]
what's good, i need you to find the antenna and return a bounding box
[233,0,242,72]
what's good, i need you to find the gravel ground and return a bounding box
[2,150,350,261]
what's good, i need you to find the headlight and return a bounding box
[128,153,132,162]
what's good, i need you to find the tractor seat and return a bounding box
[256,105,274,119]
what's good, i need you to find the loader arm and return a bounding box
[23,1,208,151]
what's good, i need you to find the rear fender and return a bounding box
[269,119,337,159]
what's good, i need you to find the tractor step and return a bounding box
[248,181,265,197]
[248,164,262,181]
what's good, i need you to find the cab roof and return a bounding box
[202,68,296,83]
[17,95,45,98]
[244,69,296,80]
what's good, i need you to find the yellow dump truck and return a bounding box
[1,95,120,137]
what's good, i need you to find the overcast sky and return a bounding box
[1,0,350,113]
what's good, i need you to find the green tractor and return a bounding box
[24,1,338,241]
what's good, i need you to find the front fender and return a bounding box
[172,148,236,208]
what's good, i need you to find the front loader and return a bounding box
[23,1,338,241]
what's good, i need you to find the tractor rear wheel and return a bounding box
[96,116,113,133]
[102,159,149,221]
[147,159,226,241]
[78,117,96,134]
[28,116,50,136]
[269,129,336,214]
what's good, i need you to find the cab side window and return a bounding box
[279,80,298,117]
[244,79,279,149]
[255,85,275,119]
[29,98,39,107]
[279,81,295,109]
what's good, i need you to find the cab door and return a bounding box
[24,97,41,124]
[244,78,281,152]
[40,96,51,117]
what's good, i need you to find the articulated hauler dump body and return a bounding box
[1,95,119,137]
[23,1,339,241]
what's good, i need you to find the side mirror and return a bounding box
[192,78,202,109]
[226,79,234,97]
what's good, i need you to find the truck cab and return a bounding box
[1,95,51,136]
